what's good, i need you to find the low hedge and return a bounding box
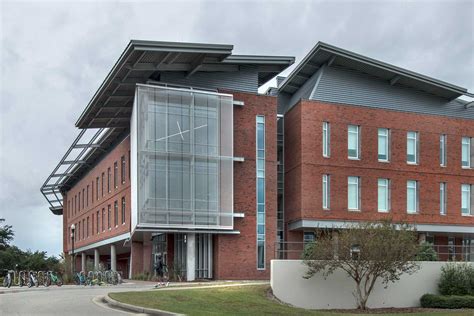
[420,294,474,309]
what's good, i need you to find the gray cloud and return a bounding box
[1,0,472,257]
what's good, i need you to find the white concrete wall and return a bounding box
[271,260,473,309]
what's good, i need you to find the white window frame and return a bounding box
[348,176,360,211]
[348,125,360,160]
[440,182,447,215]
[407,180,419,214]
[440,134,447,167]
[461,184,471,216]
[377,178,390,212]
[322,122,330,158]
[322,174,330,210]
[407,131,419,164]
[462,137,471,168]
[378,128,390,162]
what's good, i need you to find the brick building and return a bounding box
[42,41,474,280]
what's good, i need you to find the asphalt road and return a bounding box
[0,283,154,316]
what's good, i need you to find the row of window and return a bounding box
[321,175,474,215]
[67,153,129,219]
[69,197,127,242]
[322,122,473,167]
[256,116,266,270]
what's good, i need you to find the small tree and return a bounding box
[0,218,14,249]
[415,242,438,261]
[303,220,420,310]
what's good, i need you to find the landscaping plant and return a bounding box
[302,219,420,310]
[438,262,474,296]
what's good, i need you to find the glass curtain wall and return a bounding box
[136,85,233,229]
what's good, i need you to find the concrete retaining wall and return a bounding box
[271,260,472,309]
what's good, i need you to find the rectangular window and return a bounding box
[461,184,471,215]
[303,232,315,244]
[86,185,89,207]
[128,150,131,180]
[91,213,94,235]
[440,182,447,215]
[440,134,447,167]
[108,205,111,229]
[86,217,89,238]
[121,197,126,224]
[114,201,118,227]
[82,189,85,209]
[101,173,105,197]
[348,176,360,210]
[78,221,81,240]
[378,178,390,212]
[407,180,419,213]
[102,208,105,232]
[121,156,126,184]
[256,115,266,270]
[462,137,471,168]
[407,131,419,164]
[78,192,81,211]
[378,128,389,162]
[107,167,111,193]
[82,219,85,239]
[74,195,77,214]
[96,177,99,200]
[91,181,94,203]
[322,122,330,158]
[114,161,118,189]
[96,210,100,233]
[322,174,330,209]
[348,125,360,159]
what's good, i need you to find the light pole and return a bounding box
[70,224,75,276]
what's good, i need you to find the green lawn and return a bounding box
[109,285,473,316]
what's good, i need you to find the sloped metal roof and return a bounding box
[279,42,468,100]
[75,40,294,129]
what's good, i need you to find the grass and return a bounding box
[109,285,474,316]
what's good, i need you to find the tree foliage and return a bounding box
[302,220,420,310]
[415,242,438,261]
[0,218,60,271]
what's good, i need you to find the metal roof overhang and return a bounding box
[75,40,294,129]
[279,42,468,100]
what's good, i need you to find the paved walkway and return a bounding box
[0,280,269,316]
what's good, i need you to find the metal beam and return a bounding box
[74,144,101,149]
[390,75,401,86]
[62,160,87,165]
[186,54,207,78]
[50,173,74,178]
[327,55,336,67]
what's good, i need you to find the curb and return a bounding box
[104,294,183,316]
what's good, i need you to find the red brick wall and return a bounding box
[213,91,278,280]
[285,100,474,238]
[63,136,131,253]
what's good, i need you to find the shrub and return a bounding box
[420,294,474,309]
[415,242,437,261]
[439,263,474,295]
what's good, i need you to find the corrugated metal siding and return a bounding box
[160,65,259,93]
[287,67,324,108]
[310,66,473,120]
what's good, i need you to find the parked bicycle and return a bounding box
[27,271,39,288]
[74,271,86,286]
[18,270,27,287]
[44,271,62,287]
[2,269,14,288]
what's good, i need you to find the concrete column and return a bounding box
[111,244,117,271]
[332,231,339,260]
[94,249,100,270]
[186,233,196,281]
[81,253,86,272]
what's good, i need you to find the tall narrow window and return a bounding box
[462,137,471,168]
[121,156,126,184]
[407,131,418,164]
[74,195,77,214]
[348,125,360,159]
[440,134,447,167]
[322,122,330,158]
[78,192,81,211]
[82,189,85,209]
[82,219,85,239]
[407,180,419,213]
[91,181,94,203]
[91,213,94,235]
[322,174,330,209]
[348,176,360,210]
[96,177,99,200]
[86,217,89,238]
[378,178,390,212]
[78,221,81,240]
[102,208,105,232]
[107,205,111,229]
[461,184,471,215]
[378,128,389,162]
[256,116,266,270]
[101,173,105,197]
[107,167,111,193]
[121,197,126,224]
[114,201,118,227]
[86,185,89,207]
[114,161,118,189]
[96,210,100,233]
[440,182,447,215]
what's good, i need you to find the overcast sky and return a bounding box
[1,0,473,257]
